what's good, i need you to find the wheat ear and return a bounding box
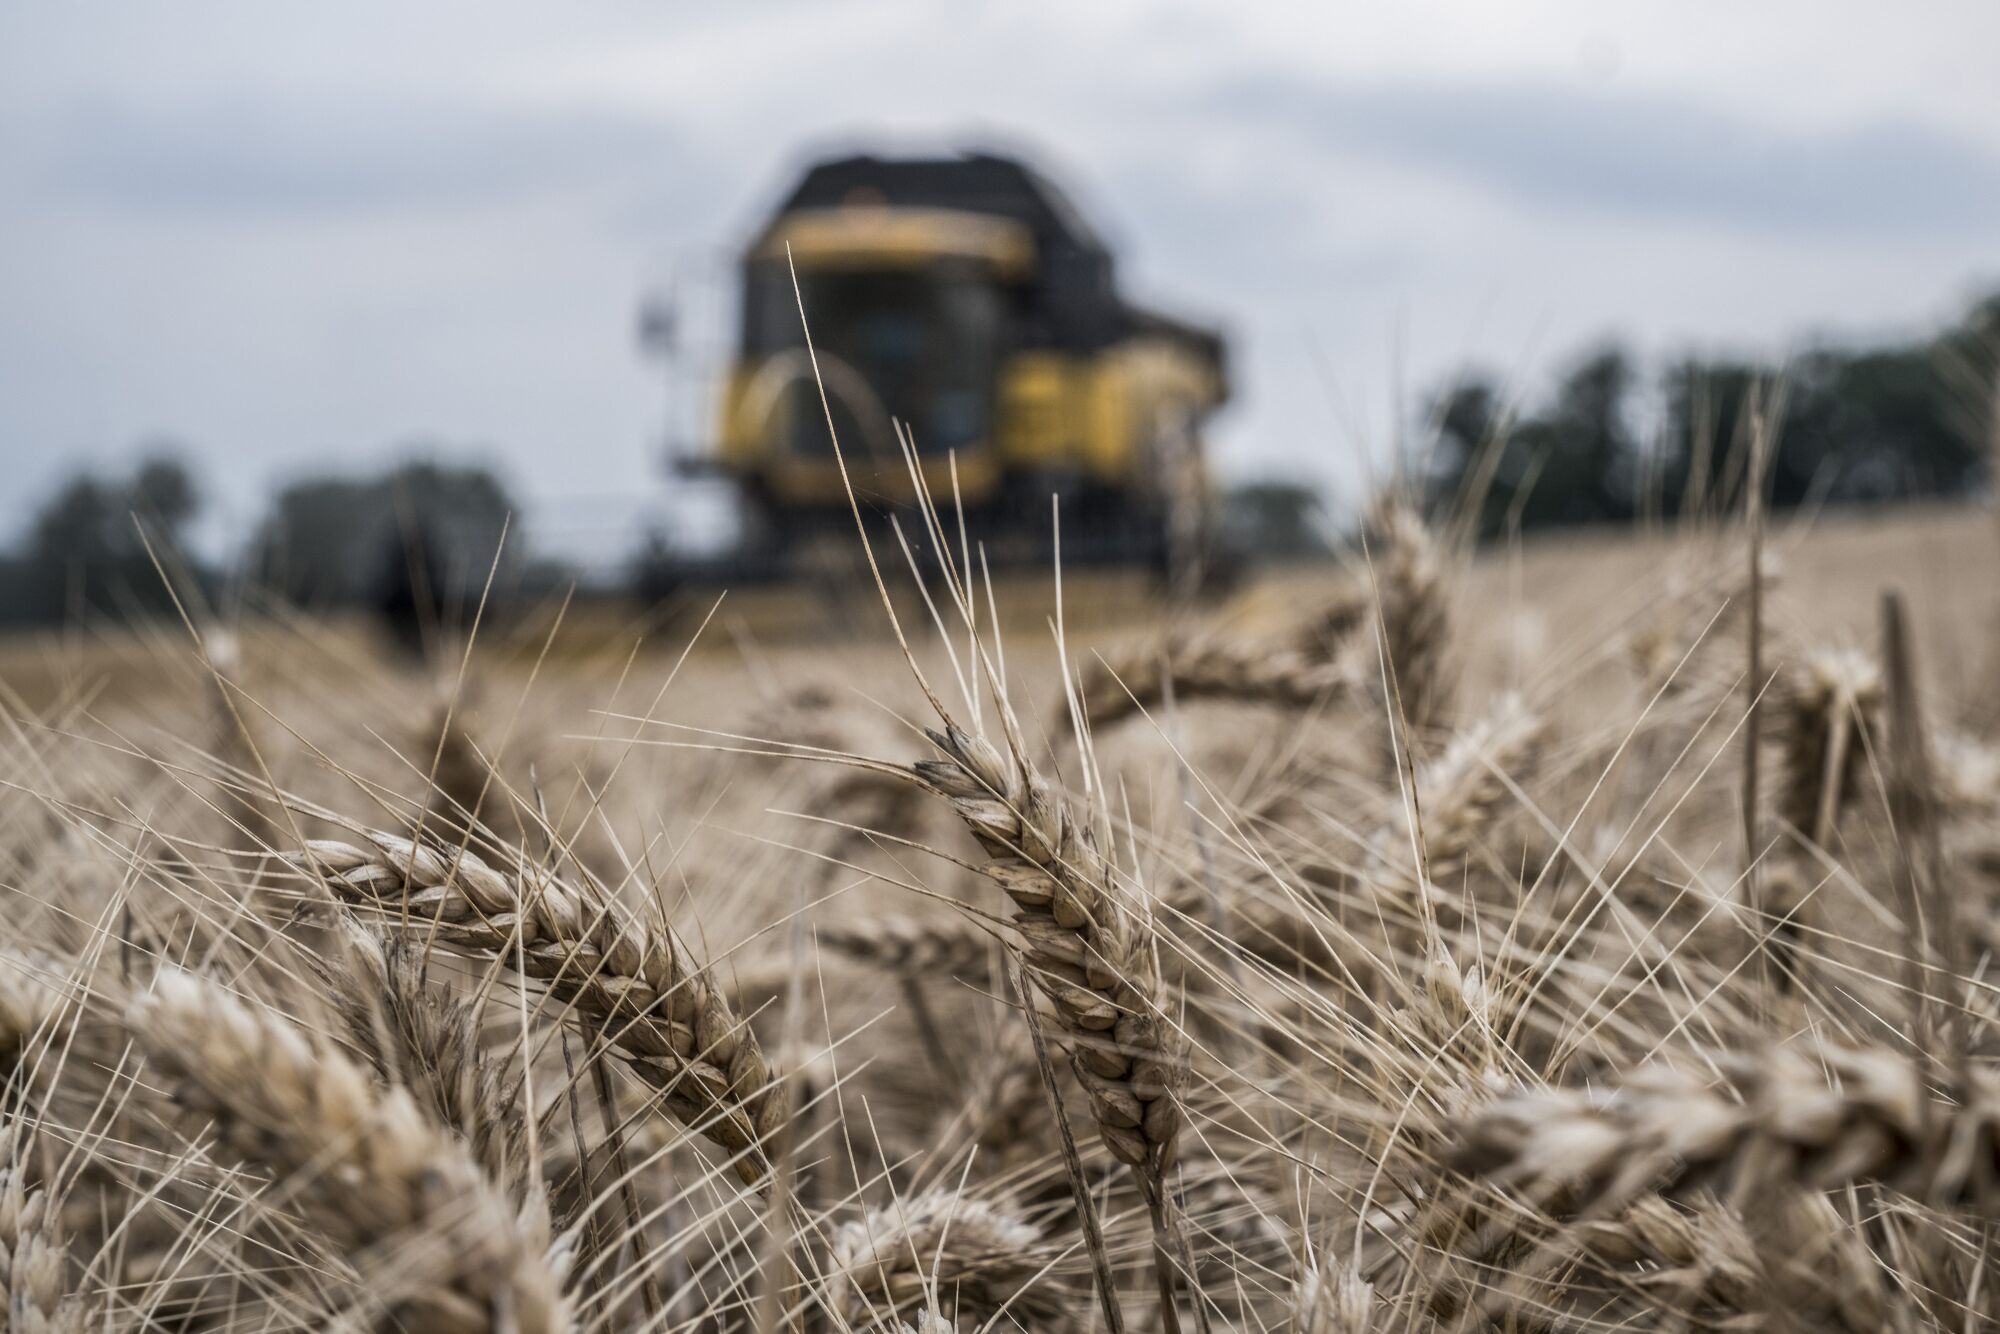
[1773,646,1884,848]
[1290,583,1372,658]
[1759,646,1886,982]
[1,1127,82,1334]
[824,1189,1063,1326]
[1574,1196,1759,1311]
[1363,495,1452,755]
[1399,692,1544,873]
[0,951,63,1077]
[1069,634,1356,732]
[285,832,783,1187]
[1294,1252,1375,1334]
[914,725,1181,1177]
[332,923,530,1200]
[126,969,569,1333]
[425,695,499,835]
[927,1024,1046,1163]
[1451,1042,2000,1214]
[816,911,997,979]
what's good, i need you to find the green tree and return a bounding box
[1432,346,1641,539]
[250,456,522,613]
[4,453,205,626]
[1662,296,1995,517]
[1424,375,1507,536]
[1223,480,1329,558]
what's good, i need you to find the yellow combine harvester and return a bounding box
[669,149,1231,589]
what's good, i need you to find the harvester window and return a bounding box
[742,260,1001,457]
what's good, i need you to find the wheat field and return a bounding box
[2,494,1998,1332]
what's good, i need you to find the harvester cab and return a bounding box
[656,150,1231,593]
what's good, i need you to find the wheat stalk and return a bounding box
[283,831,784,1187]
[126,968,569,1333]
[1294,1253,1375,1334]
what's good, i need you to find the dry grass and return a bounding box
[1,494,1999,1332]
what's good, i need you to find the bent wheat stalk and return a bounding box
[284,832,783,1187]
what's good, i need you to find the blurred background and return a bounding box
[2,1,1996,631]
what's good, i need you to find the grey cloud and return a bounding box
[1219,76,2000,237]
[38,95,717,218]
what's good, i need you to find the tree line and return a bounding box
[1423,293,1998,540]
[4,291,1994,628]
[0,454,533,631]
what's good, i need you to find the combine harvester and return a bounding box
[641,149,1233,612]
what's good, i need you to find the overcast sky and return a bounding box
[4,2,1997,567]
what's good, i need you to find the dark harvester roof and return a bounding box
[759,149,1224,370]
[772,150,1109,263]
